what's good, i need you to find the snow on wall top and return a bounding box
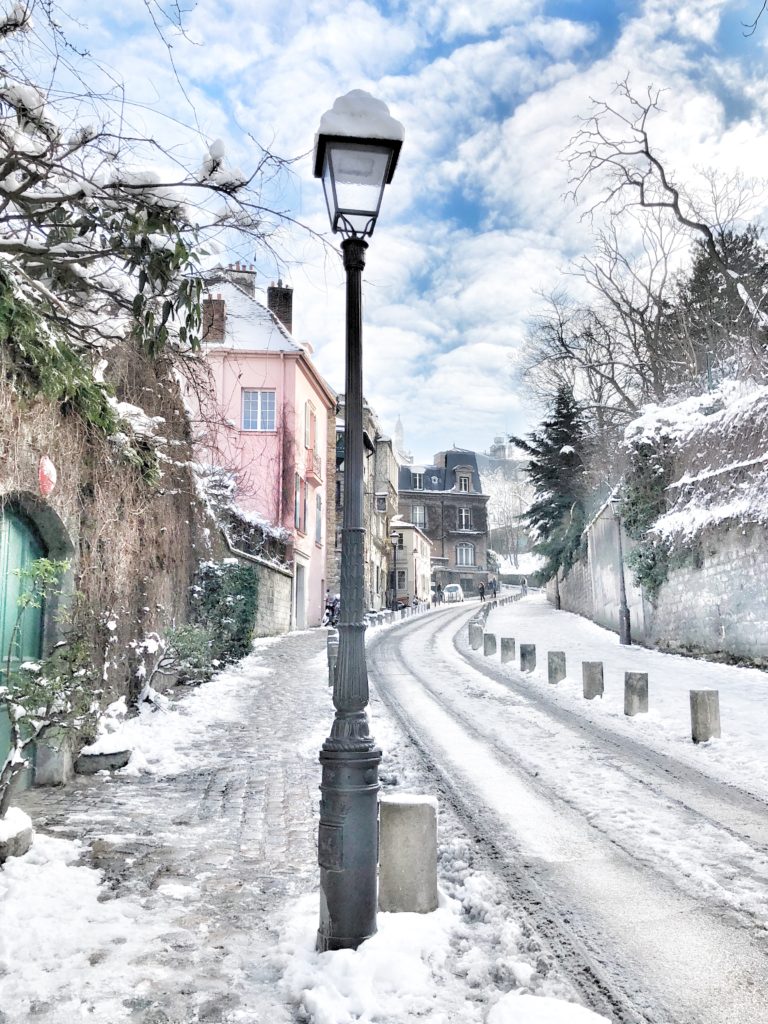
[624,380,768,542]
[317,90,404,141]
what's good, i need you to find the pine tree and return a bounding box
[510,386,589,580]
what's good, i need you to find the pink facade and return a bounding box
[194,267,335,629]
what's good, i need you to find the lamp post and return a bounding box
[609,497,631,646]
[313,90,403,953]
[390,530,400,611]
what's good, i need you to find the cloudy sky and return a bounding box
[38,0,768,461]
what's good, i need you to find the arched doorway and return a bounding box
[0,506,46,675]
[1,495,74,790]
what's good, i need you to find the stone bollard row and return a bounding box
[582,661,604,700]
[500,637,515,663]
[469,623,483,650]
[624,672,648,716]
[520,643,536,672]
[548,651,566,685]
[690,689,720,743]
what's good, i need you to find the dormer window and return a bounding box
[458,474,470,492]
[412,472,423,490]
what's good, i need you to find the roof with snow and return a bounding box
[398,449,485,495]
[201,266,303,354]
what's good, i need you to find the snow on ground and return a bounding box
[1,625,610,1024]
[438,592,768,927]
[484,592,768,801]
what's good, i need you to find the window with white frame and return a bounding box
[457,507,471,530]
[242,389,276,431]
[412,504,426,528]
[456,542,474,566]
[304,401,316,449]
[375,495,387,512]
[411,472,423,490]
[315,492,322,544]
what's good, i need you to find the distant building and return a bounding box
[190,264,335,629]
[398,448,490,596]
[330,399,400,611]
[389,520,432,607]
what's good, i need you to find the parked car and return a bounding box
[443,583,464,603]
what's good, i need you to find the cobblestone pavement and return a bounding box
[16,629,333,1024]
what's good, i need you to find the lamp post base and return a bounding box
[317,741,382,952]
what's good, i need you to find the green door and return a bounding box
[1,508,45,673]
[1,507,45,784]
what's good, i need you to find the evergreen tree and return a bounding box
[510,386,589,580]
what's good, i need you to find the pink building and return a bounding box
[194,264,336,628]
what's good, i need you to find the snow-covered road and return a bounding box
[368,597,768,1024]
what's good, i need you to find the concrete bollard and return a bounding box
[520,644,536,672]
[690,690,721,743]
[582,661,604,700]
[469,623,483,650]
[624,672,649,716]
[483,632,497,657]
[378,795,438,914]
[548,651,566,685]
[500,637,515,664]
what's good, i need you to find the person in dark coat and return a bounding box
[478,581,485,602]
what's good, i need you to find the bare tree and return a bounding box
[566,78,768,332]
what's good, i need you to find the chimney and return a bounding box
[267,279,293,334]
[202,292,225,343]
[226,261,257,298]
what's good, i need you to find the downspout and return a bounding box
[278,351,295,631]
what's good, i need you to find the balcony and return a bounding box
[306,448,322,483]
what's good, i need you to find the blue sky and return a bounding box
[49,1,768,460]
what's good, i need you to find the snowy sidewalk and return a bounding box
[481,593,768,800]
[3,631,330,1024]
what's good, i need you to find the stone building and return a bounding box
[398,448,490,596]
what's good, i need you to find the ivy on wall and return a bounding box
[191,560,260,665]
[620,435,674,601]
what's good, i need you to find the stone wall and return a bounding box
[646,521,768,664]
[252,561,293,637]
[549,513,768,665]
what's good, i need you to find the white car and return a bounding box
[443,583,464,603]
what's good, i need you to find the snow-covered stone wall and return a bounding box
[646,521,768,664]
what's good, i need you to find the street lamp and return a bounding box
[313,90,404,953]
[390,530,400,612]
[609,496,631,646]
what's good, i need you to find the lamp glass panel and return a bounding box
[323,141,392,234]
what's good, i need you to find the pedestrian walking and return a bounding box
[436,582,443,604]
[521,577,528,596]
[490,577,497,598]
[478,581,485,602]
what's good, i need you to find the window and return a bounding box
[458,507,472,530]
[375,495,387,513]
[456,542,474,566]
[412,504,426,528]
[458,475,470,492]
[315,493,323,544]
[397,569,407,590]
[412,472,423,490]
[305,401,316,449]
[242,389,276,431]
